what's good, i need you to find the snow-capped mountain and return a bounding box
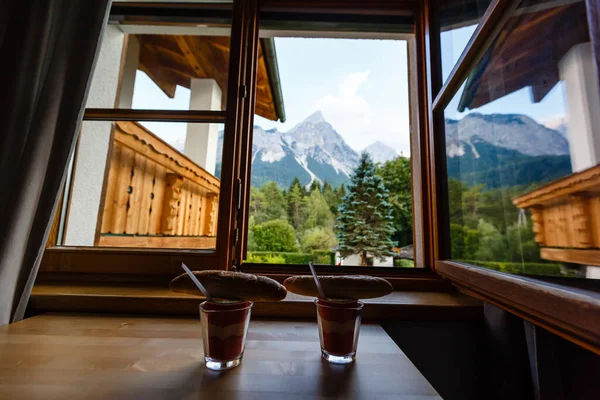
[364,141,398,164]
[218,111,361,188]
[445,114,572,189]
[214,110,572,190]
[445,113,569,157]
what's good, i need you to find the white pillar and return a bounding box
[184,79,222,175]
[559,42,600,172]
[117,36,140,109]
[65,27,135,246]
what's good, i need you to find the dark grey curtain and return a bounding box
[0,0,111,325]
[586,0,600,95]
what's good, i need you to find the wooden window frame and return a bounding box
[41,0,449,288]
[237,1,434,276]
[424,0,600,354]
[41,0,257,274]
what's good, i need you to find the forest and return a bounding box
[448,179,569,276]
[245,153,413,266]
[245,151,566,276]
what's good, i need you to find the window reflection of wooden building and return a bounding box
[453,0,600,276]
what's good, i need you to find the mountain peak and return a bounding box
[364,141,398,164]
[304,110,326,124]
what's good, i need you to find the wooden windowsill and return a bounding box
[28,282,482,321]
[436,260,600,355]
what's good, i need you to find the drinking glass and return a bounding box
[199,301,253,371]
[315,298,364,364]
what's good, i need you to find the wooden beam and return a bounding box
[97,234,216,249]
[174,35,209,77]
[138,44,177,98]
[513,164,600,208]
[174,36,229,109]
[541,248,600,267]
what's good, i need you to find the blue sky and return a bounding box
[253,38,410,155]
[132,37,411,155]
[441,25,566,127]
[131,29,568,155]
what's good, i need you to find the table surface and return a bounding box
[0,313,441,400]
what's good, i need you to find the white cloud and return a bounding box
[339,71,370,97]
[312,71,411,156]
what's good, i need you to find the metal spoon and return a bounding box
[308,261,327,299]
[181,263,214,302]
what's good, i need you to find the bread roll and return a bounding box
[283,275,393,300]
[170,270,287,302]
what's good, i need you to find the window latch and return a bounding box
[240,85,248,99]
[236,178,243,217]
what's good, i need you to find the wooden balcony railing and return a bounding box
[97,121,220,249]
[513,164,600,266]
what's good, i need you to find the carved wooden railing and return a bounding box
[97,121,220,249]
[513,164,600,266]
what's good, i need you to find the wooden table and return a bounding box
[0,313,441,399]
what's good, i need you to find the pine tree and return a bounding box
[335,183,346,199]
[303,189,334,231]
[377,156,413,247]
[335,152,396,266]
[254,181,287,224]
[323,181,341,217]
[309,180,322,193]
[287,179,305,230]
[289,177,307,197]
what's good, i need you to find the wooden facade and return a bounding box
[97,121,220,249]
[513,164,600,266]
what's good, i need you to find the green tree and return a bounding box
[253,181,287,224]
[251,219,298,252]
[335,183,346,199]
[287,180,305,230]
[507,221,541,263]
[322,181,342,217]
[247,216,257,251]
[448,178,468,226]
[450,223,481,260]
[473,219,506,261]
[300,226,337,252]
[309,180,322,193]
[335,152,396,266]
[377,156,413,247]
[249,187,264,219]
[303,189,335,230]
[289,177,307,197]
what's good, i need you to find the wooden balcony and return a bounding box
[512,164,600,266]
[97,121,219,249]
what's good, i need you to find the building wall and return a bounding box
[64,25,125,245]
[336,252,394,267]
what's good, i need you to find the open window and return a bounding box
[239,22,417,269]
[43,0,260,274]
[432,0,600,280]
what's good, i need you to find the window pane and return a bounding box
[444,0,599,278]
[86,19,234,112]
[438,0,494,83]
[243,34,414,267]
[62,121,223,251]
